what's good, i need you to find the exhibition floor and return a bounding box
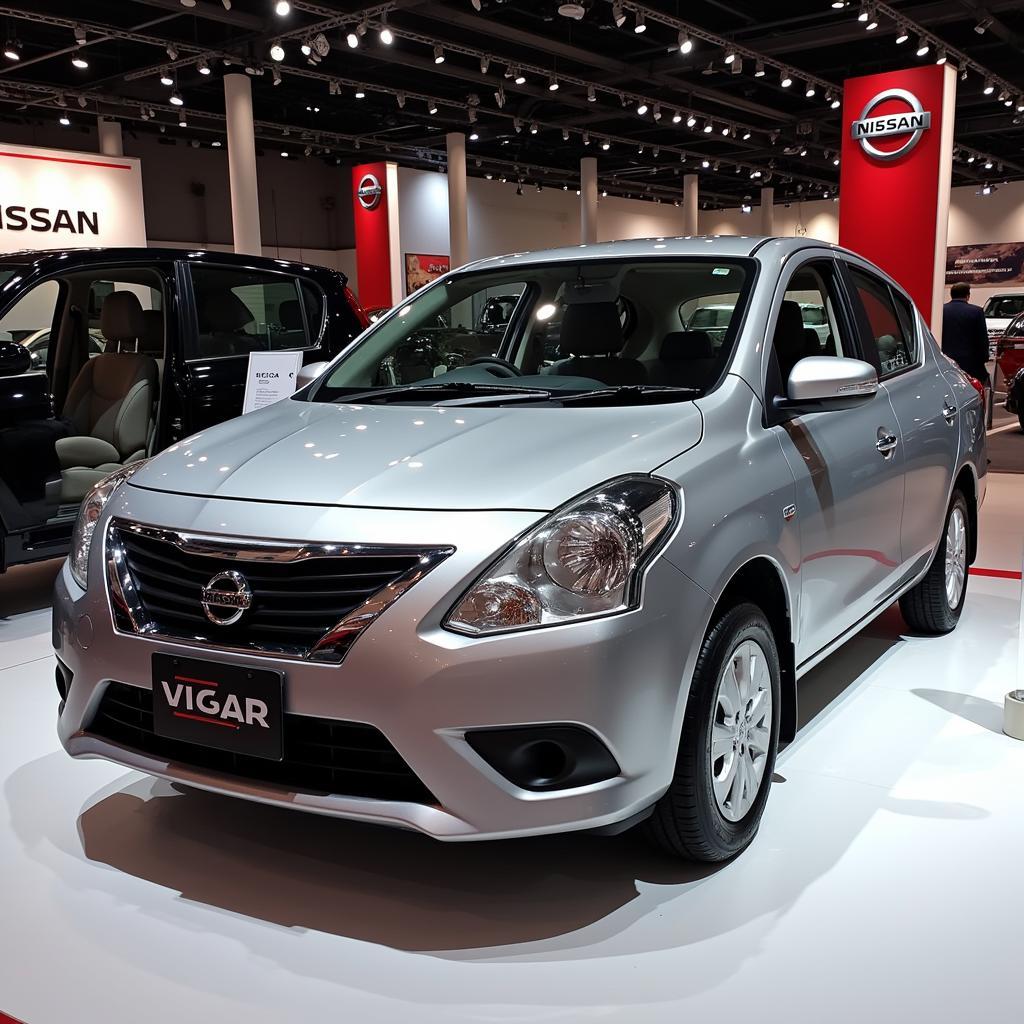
[2,478,1023,1024]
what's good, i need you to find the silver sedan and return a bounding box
[54,236,986,861]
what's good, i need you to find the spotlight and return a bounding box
[634,12,646,33]
[480,55,490,74]
[178,116,187,127]
[701,159,710,168]
[271,66,281,85]
[281,150,289,158]
[562,127,569,140]
[169,90,184,106]
[274,1,290,15]
[583,131,590,144]
[831,97,841,109]
[548,76,559,91]
[721,124,730,135]
[380,21,394,46]
[428,99,437,113]
[686,114,697,128]
[754,60,765,77]
[672,110,682,123]
[74,24,87,45]
[601,139,610,150]
[166,44,178,60]
[896,25,909,44]
[805,83,816,98]
[469,131,479,141]
[2,40,21,61]
[636,101,649,116]
[530,122,538,134]
[71,54,89,69]
[703,122,713,133]
[975,18,992,34]
[301,42,312,56]
[270,42,285,61]
[159,70,174,86]
[197,57,211,75]
[857,3,868,21]
[983,78,995,95]
[678,31,693,55]
[59,114,71,126]
[985,158,994,169]
[781,70,792,88]
[355,88,365,98]
[724,51,736,64]
[434,45,445,64]
[612,1,625,29]
[347,30,359,49]
[514,68,526,85]
[936,49,947,65]
[587,85,596,102]
[916,37,930,57]
[742,130,751,140]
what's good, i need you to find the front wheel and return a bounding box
[644,603,781,862]
[899,490,970,634]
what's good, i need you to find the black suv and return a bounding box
[0,247,367,572]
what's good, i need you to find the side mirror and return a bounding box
[0,340,31,377]
[297,360,330,389]
[775,355,878,413]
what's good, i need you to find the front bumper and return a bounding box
[55,487,712,841]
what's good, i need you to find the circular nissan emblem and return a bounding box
[200,570,252,626]
[852,88,932,162]
[356,172,383,210]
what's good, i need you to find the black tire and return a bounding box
[644,603,781,862]
[899,490,970,635]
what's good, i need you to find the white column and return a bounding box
[760,186,775,236]
[446,132,468,269]
[97,117,123,157]
[223,73,262,255]
[580,156,598,244]
[683,173,699,235]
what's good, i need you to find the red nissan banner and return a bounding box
[839,64,956,332]
[351,161,400,310]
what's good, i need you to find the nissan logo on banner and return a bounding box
[356,172,383,210]
[851,88,932,161]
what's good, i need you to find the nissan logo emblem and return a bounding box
[851,88,932,162]
[357,172,383,210]
[200,569,253,626]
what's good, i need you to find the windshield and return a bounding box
[985,295,1024,319]
[312,257,754,405]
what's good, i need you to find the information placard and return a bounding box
[242,351,303,414]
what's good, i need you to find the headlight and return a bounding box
[445,476,677,636]
[69,461,150,589]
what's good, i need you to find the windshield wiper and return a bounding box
[336,381,554,405]
[558,385,701,405]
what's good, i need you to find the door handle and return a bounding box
[942,400,958,425]
[876,432,899,457]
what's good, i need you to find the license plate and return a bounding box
[152,654,283,761]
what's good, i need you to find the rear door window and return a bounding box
[847,267,916,377]
[0,278,63,378]
[188,266,314,360]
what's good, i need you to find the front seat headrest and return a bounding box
[777,300,806,340]
[661,330,714,361]
[139,309,164,356]
[279,299,303,331]
[558,302,624,357]
[100,291,145,344]
[199,291,255,333]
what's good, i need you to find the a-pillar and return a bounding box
[97,118,123,157]
[760,186,775,236]
[223,73,262,256]
[580,156,598,244]
[446,132,468,269]
[683,173,699,235]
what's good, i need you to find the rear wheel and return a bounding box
[644,603,781,862]
[899,490,970,634]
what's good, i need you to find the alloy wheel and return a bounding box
[944,506,967,609]
[710,639,773,823]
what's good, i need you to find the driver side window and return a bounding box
[770,260,850,391]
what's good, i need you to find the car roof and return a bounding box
[0,246,344,280]
[459,235,841,272]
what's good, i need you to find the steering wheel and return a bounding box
[468,356,523,378]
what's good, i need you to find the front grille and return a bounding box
[89,682,437,805]
[107,521,450,661]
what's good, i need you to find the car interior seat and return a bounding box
[55,291,159,503]
[196,290,258,356]
[547,302,646,385]
[648,330,718,389]
[774,300,823,384]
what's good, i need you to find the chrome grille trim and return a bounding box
[105,519,453,664]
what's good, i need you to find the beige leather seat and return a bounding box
[55,292,159,502]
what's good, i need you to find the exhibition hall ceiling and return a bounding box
[1,0,1022,206]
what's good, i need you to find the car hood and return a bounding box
[130,396,702,511]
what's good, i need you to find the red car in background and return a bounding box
[998,312,1024,429]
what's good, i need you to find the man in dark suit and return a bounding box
[942,282,990,383]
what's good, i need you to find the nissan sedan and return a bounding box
[54,236,986,861]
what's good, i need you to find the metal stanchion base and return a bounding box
[1004,690,1024,740]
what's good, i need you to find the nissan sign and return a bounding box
[851,88,932,161]
[356,172,383,210]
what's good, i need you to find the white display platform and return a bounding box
[2,478,1023,1024]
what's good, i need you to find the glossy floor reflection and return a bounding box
[1,478,1023,1023]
